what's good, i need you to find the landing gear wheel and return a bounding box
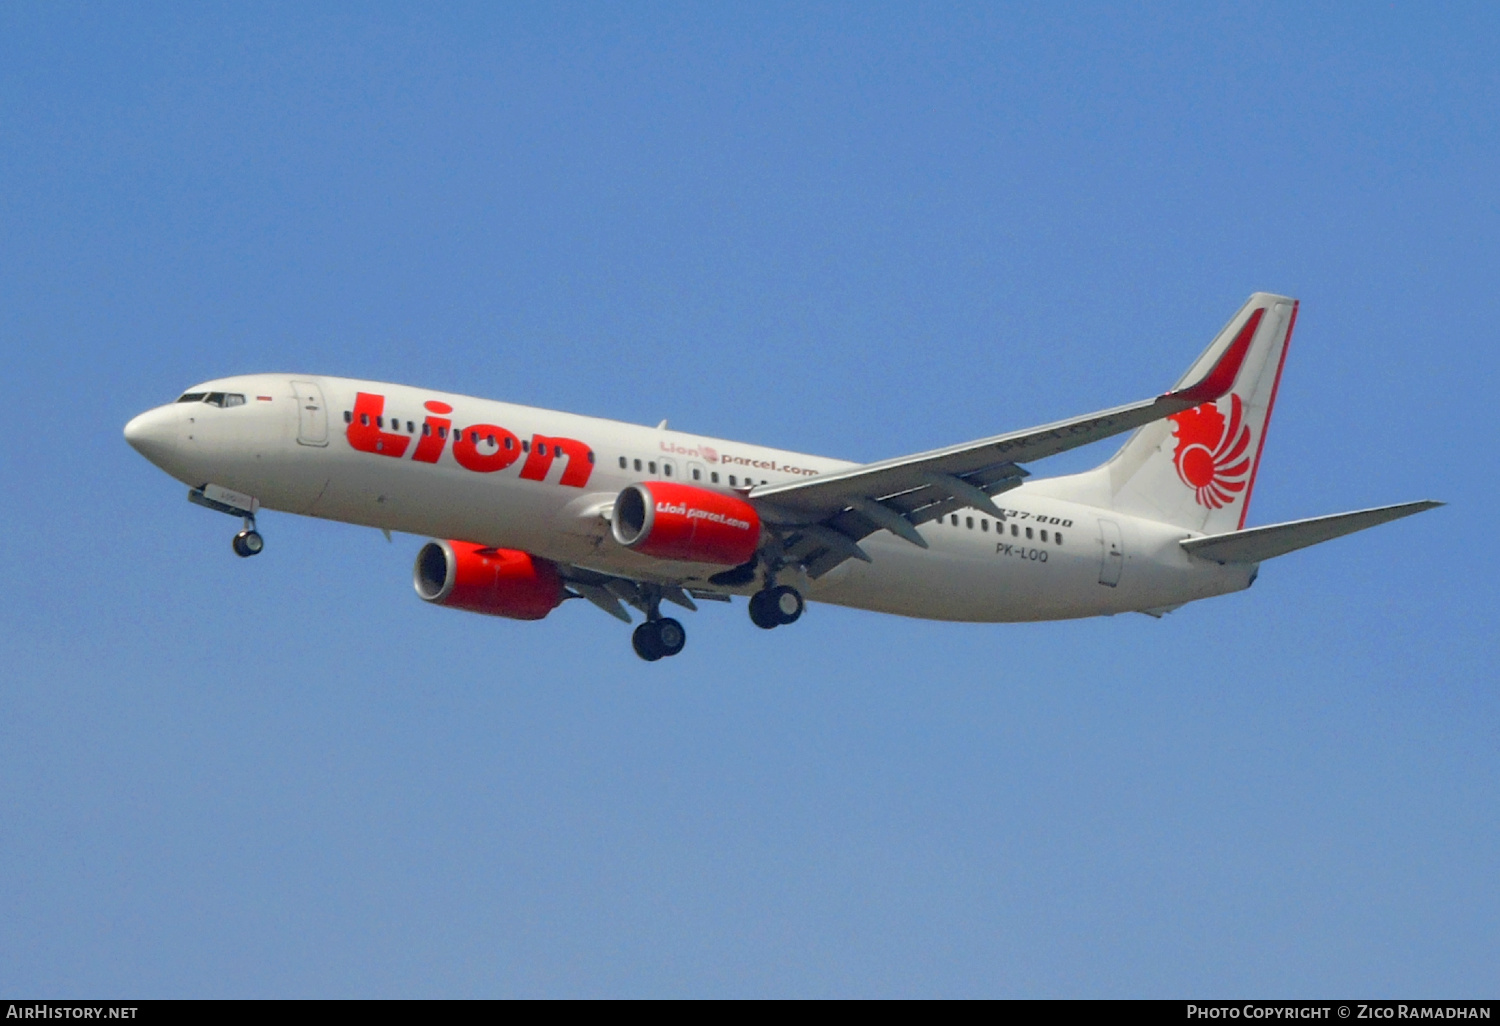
[769,585,804,625]
[633,618,687,661]
[750,586,804,628]
[748,590,780,630]
[655,618,686,657]
[232,529,264,558]
[632,622,664,661]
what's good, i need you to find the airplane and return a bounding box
[124,293,1439,661]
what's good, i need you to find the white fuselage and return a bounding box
[124,374,1256,622]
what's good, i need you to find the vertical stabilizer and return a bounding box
[1066,293,1298,534]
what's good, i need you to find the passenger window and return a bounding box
[619,456,627,469]
[587,451,595,463]
[1040,530,1048,542]
[521,440,530,452]
[981,519,989,532]
[344,411,353,424]
[486,434,496,446]
[1025,527,1033,539]
[471,431,479,444]
[376,416,384,428]
[692,468,701,481]
[711,472,720,483]
[537,443,547,456]
[951,515,958,526]
[1011,524,1018,536]
[438,427,447,438]
[664,463,673,477]
[1056,533,1063,545]
[504,436,514,449]
[361,414,371,426]
[729,475,737,486]
[422,423,430,435]
[966,517,974,529]
[634,459,642,471]
[649,461,657,474]
[407,421,415,433]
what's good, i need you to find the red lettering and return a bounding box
[452,423,521,473]
[411,415,451,463]
[347,393,411,458]
[348,396,595,488]
[518,434,595,488]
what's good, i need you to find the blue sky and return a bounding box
[1,2,1496,997]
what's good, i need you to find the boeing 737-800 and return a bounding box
[124,293,1438,661]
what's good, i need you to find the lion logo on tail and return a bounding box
[1167,394,1252,509]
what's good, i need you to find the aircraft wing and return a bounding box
[747,319,1259,578]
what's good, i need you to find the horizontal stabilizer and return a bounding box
[1180,501,1442,564]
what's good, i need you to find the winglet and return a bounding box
[1163,306,1265,405]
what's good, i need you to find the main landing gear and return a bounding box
[632,617,686,662]
[626,583,689,662]
[620,582,804,661]
[232,517,264,558]
[748,585,804,630]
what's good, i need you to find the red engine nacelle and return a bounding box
[611,481,761,566]
[413,540,566,620]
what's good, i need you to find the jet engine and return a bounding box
[611,481,761,565]
[413,540,565,620]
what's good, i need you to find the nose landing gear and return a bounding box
[749,585,804,629]
[232,517,264,558]
[189,486,265,559]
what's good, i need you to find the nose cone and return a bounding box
[124,406,180,467]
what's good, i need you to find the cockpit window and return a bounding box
[178,392,248,407]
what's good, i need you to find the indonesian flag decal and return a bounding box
[1167,394,1253,509]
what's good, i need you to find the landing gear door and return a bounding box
[1098,518,1124,587]
[291,380,329,447]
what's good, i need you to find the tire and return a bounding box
[632,622,665,661]
[242,530,264,555]
[232,530,262,558]
[748,590,780,630]
[655,618,686,657]
[770,585,804,625]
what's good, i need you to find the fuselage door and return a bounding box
[291,380,329,447]
[1098,518,1124,587]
